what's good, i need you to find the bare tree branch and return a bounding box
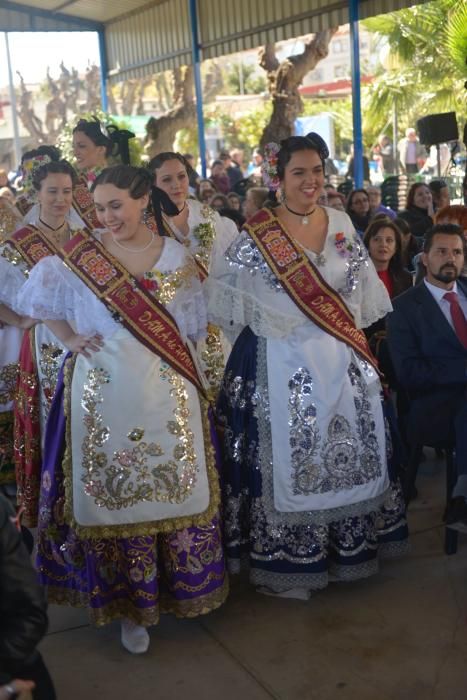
[259,29,338,148]
[144,66,195,156]
[259,43,280,73]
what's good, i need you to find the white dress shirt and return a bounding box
[424,279,467,332]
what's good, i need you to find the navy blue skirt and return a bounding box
[217,327,409,592]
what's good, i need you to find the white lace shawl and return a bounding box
[16,236,207,341]
[206,207,392,340]
[0,243,29,309]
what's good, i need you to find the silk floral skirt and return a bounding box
[217,327,409,593]
[36,358,228,627]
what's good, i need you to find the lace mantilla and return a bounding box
[206,277,304,341]
[17,240,207,341]
[0,244,30,308]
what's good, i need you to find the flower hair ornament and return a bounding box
[21,154,52,197]
[261,142,281,191]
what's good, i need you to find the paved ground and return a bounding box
[39,451,467,700]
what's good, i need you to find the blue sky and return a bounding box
[0,31,101,87]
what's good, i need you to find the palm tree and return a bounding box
[362,0,467,145]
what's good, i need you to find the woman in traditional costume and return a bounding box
[149,152,238,397]
[206,133,409,598]
[16,165,228,654]
[71,118,134,229]
[14,146,61,220]
[0,160,79,502]
[0,196,23,491]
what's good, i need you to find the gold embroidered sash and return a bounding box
[161,220,209,282]
[73,173,101,230]
[57,230,205,393]
[7,225,58,269]
[245,209,379,372]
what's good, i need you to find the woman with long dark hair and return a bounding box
[363,217,413,385]
[363,217,413,298]
[397,182,434,242]
[346,188,372,237]
[207,133,408,598]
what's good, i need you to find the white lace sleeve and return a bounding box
[209,214,239,274]
[0,245,29,308]
[164,249,207,342]
[206,231,305,340]
[16,256,120,337]
[206,277,303,342]
[15,256,77,321]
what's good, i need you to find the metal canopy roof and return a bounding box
[1,0,427,82]
[0,0,168,27]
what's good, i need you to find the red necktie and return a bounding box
[443,291,467,349]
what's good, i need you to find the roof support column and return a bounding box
[349,0,364,188]
[188,0,207,177]
[4,32,21,168]
[98,28,109,113]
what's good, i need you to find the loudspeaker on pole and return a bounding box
[416,112,458,146]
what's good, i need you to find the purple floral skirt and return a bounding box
[37,359,228,627]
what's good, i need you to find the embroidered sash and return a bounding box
[57,230,205,393]
[161,220,209,282]
[7,224,57,269]
[73,173,101,230]
[245,209,379,371]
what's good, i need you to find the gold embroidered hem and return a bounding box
[42,585,161,628]
[160,575,229,619]
[62,355,221,539]
[41,576,229,627]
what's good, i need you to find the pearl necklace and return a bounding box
[111,228,155,253]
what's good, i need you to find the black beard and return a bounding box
[432,265,459,284]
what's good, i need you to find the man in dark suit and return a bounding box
[387,223,467,529]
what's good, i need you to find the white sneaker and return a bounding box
[121,619,150,654]
[256,586,311,601]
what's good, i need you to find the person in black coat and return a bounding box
[0,495,56,700]
[397,182,434,242]
[387,224,467,528]
[346,188,372,237]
